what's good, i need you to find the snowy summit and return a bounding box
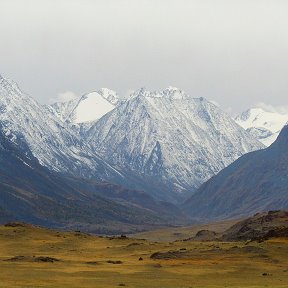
[235,107,288,146]
[49,88,119,124]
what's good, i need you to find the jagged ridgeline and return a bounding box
[0,75,264,203]
[184,124,288,220]
[2,74,281,230]
[48,85,263,202]
[235,107,288,146]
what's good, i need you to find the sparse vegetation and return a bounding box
[0,222,288,287]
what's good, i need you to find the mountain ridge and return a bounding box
[0,74,126,185]
[235,107,288,146]
[184,124,288,220]
[0,125,188,233]
[84,87,264,201]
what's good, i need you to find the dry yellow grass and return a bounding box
[0,224,287,288]
[132,218,241,242]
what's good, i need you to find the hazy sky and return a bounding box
[0,0,288,114]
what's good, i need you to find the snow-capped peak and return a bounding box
[160,86,188,100]
[235,107,266,126]
[49,89,119,124]
[70,91,116,123]
[97,88,119,105]
[0,74,23,97]
[86,89,264,201]
[129,87,189,101]
[0,75,124,185]
[235,107,288,146]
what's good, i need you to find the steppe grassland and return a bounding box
[0,224,288,288]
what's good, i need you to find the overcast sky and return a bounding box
[0,0,288,114]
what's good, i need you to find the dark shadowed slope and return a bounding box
[184,124,288,221]
[0,127,186,234]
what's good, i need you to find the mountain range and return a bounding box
[0,73,287,231]
[0,75,124,185]
[84,87,263,201]
[0,120,189,234]
[49,86,263,202]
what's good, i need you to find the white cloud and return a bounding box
[1,0,288,113]
[255,102,288,115]
[49,91,78,103]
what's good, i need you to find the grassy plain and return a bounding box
[132,218,240,242]
[0,223,287,288]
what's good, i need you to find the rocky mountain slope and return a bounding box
[0,75,124,184]
[184,124,288,220]
[84,87,264,201]
[222,210,288,241]
[235,107,288,146]
[0,125,187,233]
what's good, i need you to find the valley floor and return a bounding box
[0,223,288,288]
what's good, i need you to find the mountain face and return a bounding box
[84,87,264,202]
[0,126,187,233]
[184,124,288,221]
[0,75,123,183]
[235,108,288,146]
[48,88,118,124]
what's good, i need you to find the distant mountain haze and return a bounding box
[236,108,288,146]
